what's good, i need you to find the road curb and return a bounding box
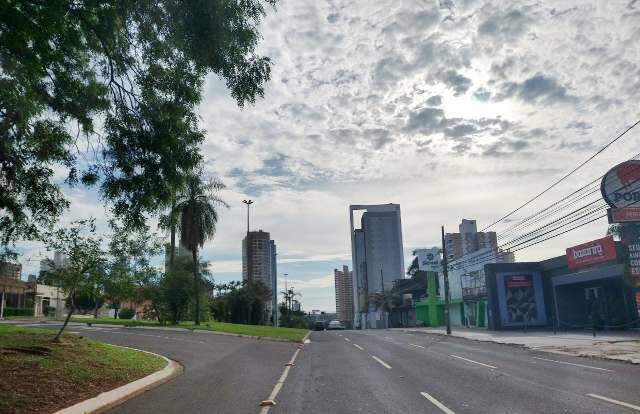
[123,325,299,343]
[397,328,640,365]
[53,346,182,414]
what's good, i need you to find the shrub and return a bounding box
[118,308,136,319]
[3,307,33,317]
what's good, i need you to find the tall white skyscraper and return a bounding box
[349,204,405,329]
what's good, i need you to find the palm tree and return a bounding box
[175,175,229,325]
[368,291,401,328]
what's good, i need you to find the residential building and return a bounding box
[334,265,354,328]
[349,204,405,329]
[242,230,277,323]
[0,261,21,279]
[33,284,66,318]
[445,219,497,261]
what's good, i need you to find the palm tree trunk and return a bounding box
[193,248,200,325]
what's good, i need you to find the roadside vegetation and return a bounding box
[68,318,309,342]
[0,325,166,414]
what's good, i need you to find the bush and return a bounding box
[2,307,33,317]
[118,308,135,319]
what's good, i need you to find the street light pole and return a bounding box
[242,199,253,234]
[441,226,452,335]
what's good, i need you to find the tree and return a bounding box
[176,176,228,325]
[368,291,401,328]
[43,219,105,342]
[108,222,164,321]
[0,1,277,250]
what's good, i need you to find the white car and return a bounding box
[327,320,344,330]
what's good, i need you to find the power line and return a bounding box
[481,120,640,232]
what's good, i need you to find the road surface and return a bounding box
[275,329,640,413]
[25,323,640,413]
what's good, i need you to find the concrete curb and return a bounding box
[53,346,182,414]
[123,325,299,343]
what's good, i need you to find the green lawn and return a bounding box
[70,317,309,342]
[0,324,166,414]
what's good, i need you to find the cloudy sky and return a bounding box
[18,0,640,312]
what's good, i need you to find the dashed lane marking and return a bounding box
[344,337,351,342]
[371,355,392,369]
[533,357,613,372]
[586,394,640,411]
[421,392,455,414]
[449,354,496,370]
[353,344,364,350]
[408,343,425,349]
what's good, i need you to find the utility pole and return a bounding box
[441,226,452,335]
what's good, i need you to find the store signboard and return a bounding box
[601,160,640,208]
[619,223,640,290]
[609,207,640,223]
[566,236,617,269]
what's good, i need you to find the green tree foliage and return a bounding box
[210,280,272,325]
[176,175,228,325]
[42,219,105,341]
[0,0,277,247]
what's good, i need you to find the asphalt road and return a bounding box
[30,323,298,414]
[23,323,640,413]
[274,329,640,414]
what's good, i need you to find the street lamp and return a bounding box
[242,199,253,234]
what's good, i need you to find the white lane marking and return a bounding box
[408,343,425,349]
[304,339,311,344]
[344,337,351,342]
[259,348,303,414]
[371,355,392,369]
[449,354,496,369]
[421,392,455,414]
[586,394,640,411]
[353,344,364,350]
[533,357,613,372]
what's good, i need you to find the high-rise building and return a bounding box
[445,219,497,261]
[270,240,278,326]
[0,262,21,279]
[349,204,405,329]
[242,230,277,323]
[334,265,354,328]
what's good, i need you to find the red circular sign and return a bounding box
[601,160,640,208]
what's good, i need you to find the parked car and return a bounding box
[313,321,326,331]
[327,320,344,330]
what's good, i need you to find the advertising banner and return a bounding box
[496,271,547,327]
[566,236,617,269]
[619,223,640,291]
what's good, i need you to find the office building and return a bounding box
[334,265,354,328]
[349,204,405,329]
[242,230,277,324]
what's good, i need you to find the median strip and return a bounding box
[533,357,613,372]
[449,354,496,369]
[421,392,455,414]
[371,355,392,369]
[259,344,305,414]
[586,393,640,411]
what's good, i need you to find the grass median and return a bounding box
[70,317,309,342]
[0,325,167,414]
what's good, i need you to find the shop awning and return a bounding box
[552,264,625,287]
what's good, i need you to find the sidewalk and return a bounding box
[395,326,640,364]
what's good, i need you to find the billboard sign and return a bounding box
[618,223,640,287]
[495,271,547,327]
[415,247,441,273]
[566,236,617,269]
[601,160,640,208]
